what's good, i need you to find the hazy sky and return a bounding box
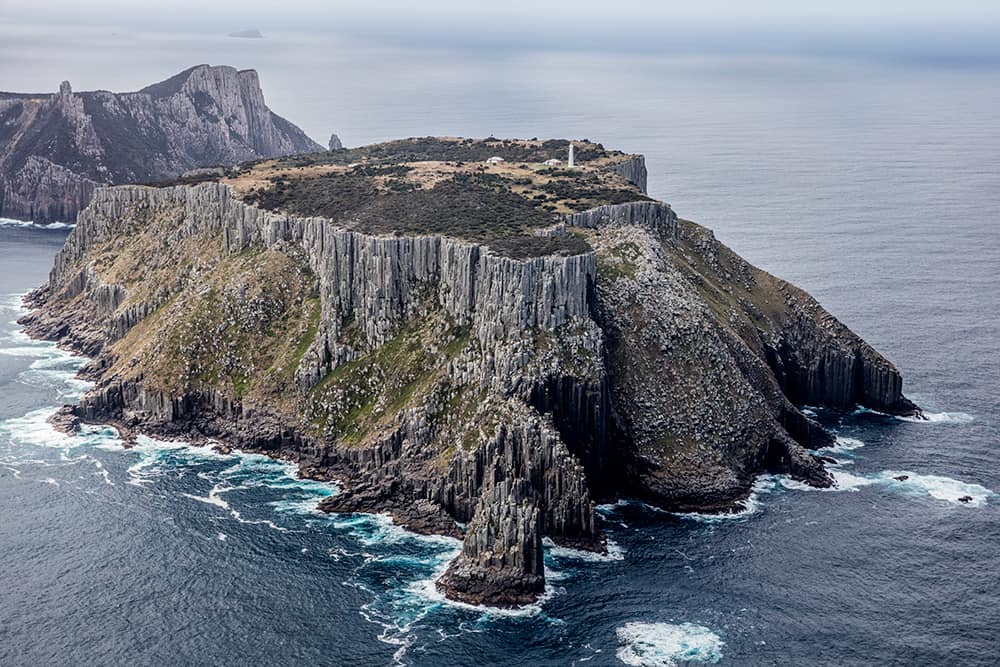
[2,0,999,98]
[5,1,1000,39]
[5,1,1000,24]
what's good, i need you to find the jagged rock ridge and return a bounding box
[21,140,919,607]
[0,65,323,223]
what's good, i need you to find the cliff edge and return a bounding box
[0,65,323,223]
[21,137,919,606]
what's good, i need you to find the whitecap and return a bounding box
[401,548,558,620]
[875,470,993,506]
[897,411,975,424]
[544,537,626,562]
[820,436,865,455]
[758,467,991,506]
[0,217,74,229]
[853,405,975,425]
[181,488,233,511]
[0,407,78,449]
[271,497,327,516]
[615,621,724,666]
[828,470,877,492]
[596,498,636,515]
[674,475,778,523]
[182,482,290,532]
[333,512,462,550]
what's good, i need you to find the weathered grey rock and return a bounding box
[0,65,323,223]
[607,155,647,193]
[22,164,920,608]
[328,133,343,151]
[437,478,545,606]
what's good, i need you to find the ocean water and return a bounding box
[1,45,999,666]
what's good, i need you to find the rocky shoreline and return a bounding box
[19,144,921,607]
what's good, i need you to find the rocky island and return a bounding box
[20,136,921,606]
[0,64,322,223]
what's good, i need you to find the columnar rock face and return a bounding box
[22,152,919,607]
[0,65,323,223]
[607,155,648,193]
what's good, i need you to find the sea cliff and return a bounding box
[0,65,322,223]
[21,138,919,606]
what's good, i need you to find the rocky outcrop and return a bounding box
[607,155,648,194]
[22,153,919,607]
[564,200,677,241]
[1,156,100,223]
[0,65,323,223]
[328,134,343,151]
[438,478,545,606]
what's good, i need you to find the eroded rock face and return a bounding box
[22,170,918,606]
[607,155,648,194]
[0,65,322,223]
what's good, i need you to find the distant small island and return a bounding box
[21,136,921,606]
[228,29,264,39]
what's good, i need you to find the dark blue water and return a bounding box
[1,49,999,666]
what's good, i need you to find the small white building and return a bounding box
[485,156,505,165]
[543,158,561,166]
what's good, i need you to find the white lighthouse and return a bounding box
[568,142,575,168]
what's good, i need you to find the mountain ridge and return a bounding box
[0,64,323,223]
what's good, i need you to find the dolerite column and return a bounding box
[437,478,545,607]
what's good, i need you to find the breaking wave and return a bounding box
[852,405,975,424]
[898,411,975,424]
[615,621,724,666]
[0,217,74,229]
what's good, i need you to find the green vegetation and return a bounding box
[243,169,596,258]
[538,170,651,211]
[106,238,321,406]
[268,136,617,169]
[597,241,641,282]
[306,320,471,445]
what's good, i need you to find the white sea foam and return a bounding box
[544,537,626,562]
[0,217,74,229]
[401,548,559,620]
[332,512,462,550]
[874,470,993,506]
[853,405,975,425]
[898,411,975,424]
[821,436,865,455]
[596,498,636,514]
[763,467,991,506]
[615,621,724,666]
[271,497,327,516]
[673,474,778,523]
[828,470,878,492]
